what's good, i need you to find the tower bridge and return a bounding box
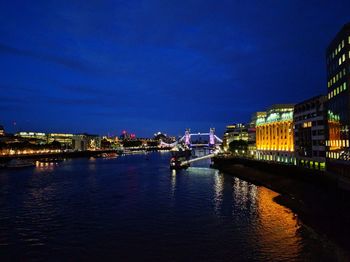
[160,128,223,149]
[162,128,223,168]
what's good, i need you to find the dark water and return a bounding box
[0,151,347,261]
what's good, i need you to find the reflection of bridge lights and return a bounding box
[170,169,177,197]
[186,167,214,175]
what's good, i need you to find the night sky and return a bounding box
[0,1,349,137]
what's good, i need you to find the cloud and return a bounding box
[0,42,95,73]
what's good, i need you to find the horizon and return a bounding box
[1,1,350,137]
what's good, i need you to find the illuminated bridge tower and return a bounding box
[209,128,215,147]
[185,129,191,146]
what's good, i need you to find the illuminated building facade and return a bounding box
[256,104,295,164]
[15,132,47,144]
[294,95,327,170]
[326,23,350,176]
[16,131,46,140]
[223,124,249,156]
[223,124,248,147]
[47,133,73,148]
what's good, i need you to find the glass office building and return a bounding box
[326,23,350,176]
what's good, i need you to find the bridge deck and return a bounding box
[180,153,216,166]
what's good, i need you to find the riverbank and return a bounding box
[212,156,350,253]
[0,147,172,163]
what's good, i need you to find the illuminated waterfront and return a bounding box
[0,152,347,261]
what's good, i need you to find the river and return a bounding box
[0,151,347,261]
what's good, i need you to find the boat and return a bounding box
[170,157,189,170]
[171,148,191,158]
[6,159,35,168]
[38,158,65,163]
[100,152,118,159]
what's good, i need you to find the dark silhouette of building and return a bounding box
[0,125,4,136]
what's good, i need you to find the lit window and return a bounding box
[342,40,345,48]
[344,82,347,90]
[339,57,342,65]
[342,54,346,62]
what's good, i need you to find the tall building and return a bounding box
[294,95,327,170]
[326,23,350,176]
[256,104,295,164]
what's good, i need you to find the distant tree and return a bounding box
[122,140,142,148]
[0,142,7,149]
[154,133,167,141]
[147,141,159,147]
[101,138,112,149]
[49,140,61,149]
[229,140,248,154]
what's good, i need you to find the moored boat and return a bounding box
[6,159,35,168]
[100,152,118,158]
[38,158,65,163]
[170,157,189,170]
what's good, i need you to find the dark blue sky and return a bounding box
[0,1,349,137]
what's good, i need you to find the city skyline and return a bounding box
[1,1,350,136]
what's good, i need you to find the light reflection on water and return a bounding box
[213,170,223,214]
[0,152,347,261]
